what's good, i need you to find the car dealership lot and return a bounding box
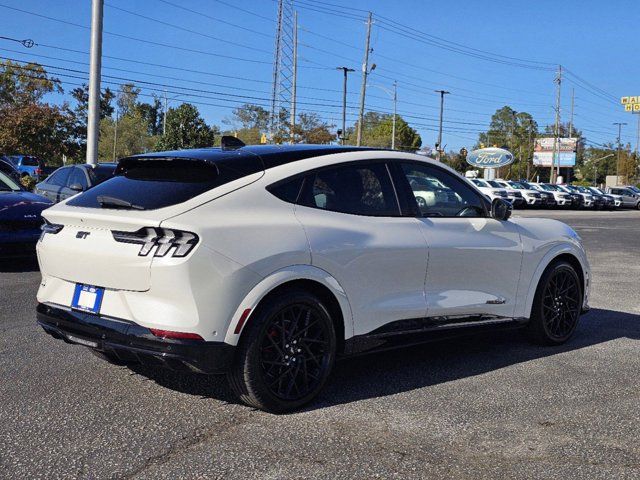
[1,210,639,479]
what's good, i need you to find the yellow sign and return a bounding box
[621,96,640,104]
[624,104,640,112]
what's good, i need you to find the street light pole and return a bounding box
[391,81,397,150]
[86,0,104,165]
[336,67,355,145]
[434,90,450,161]
[613,122,627,181]
[367,83,397,149]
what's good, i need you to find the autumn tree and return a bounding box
[0,60,78,164]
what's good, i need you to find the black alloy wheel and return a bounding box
[228,289,336,413]
[526,261,583,345]
[259,304,333,401]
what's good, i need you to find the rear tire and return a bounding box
[228,289,337,413]
[526,260,583,345]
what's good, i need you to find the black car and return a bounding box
[0,156,21,183]
[35,163,117,204]
[0,169,53,257]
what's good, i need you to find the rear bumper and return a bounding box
[37,303,235,374]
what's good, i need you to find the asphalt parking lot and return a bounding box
[1,210,639,479]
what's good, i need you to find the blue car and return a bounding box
[6,154,47,178]
[0,170,53,257]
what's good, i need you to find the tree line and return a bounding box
[0,60,422,166]
[1,60,635,184]
[442,105,639,184]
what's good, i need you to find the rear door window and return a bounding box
[67,167,88,189]
[299,163,400,216]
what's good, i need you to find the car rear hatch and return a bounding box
[38,154,263,291]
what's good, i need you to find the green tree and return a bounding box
[347,112,421,151]
[116,83,141,117]
[136,96,163,136]
[156,103,218,150]
[476,106,540,180]
[229,103,270,131]
[98,113,156,161]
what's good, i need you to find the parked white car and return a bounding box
[558,185,595,208]
[494,180,543,206]
[529,182,573,207]
[469,178,510,202]
[36,142,590,412]
[486,180,525,207]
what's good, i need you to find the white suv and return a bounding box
[529,182,573,207]
[37,142,590,412]
[469,178,510,202]
[495,180,543,206]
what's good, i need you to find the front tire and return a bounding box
[526,260,583,345]
[228,289,336,413]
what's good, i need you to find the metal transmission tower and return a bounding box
[270,0,295,142]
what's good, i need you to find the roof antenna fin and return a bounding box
[220,136,246,150]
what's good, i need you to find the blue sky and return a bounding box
[0,0,638,151]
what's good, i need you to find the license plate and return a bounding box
[71,284,104,314]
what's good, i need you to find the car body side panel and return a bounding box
[294,204,428,336]
[417,217,523,318]
[511,218,590,319]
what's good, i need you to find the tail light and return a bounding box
[35,167,43,176]
[112,227,199,258]
[40,221,63,241]
[149,328,204,341]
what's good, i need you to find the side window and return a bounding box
[300,163,399,216]
[267,176,304,204]
[68,167,88,189]
[47,168,71,187]
[399,163,486,217]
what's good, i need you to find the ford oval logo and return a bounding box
[466,147,514,168]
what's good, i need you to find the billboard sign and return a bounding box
[465,147,514,169]
[621,96,640,112]
[532,137,577,167]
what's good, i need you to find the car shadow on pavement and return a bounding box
[0,255,39,273]
[126,308,640,411]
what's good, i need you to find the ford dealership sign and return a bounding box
[466,147,514,169]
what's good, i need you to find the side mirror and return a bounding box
[491,198,512,221]
[69,183,84,192]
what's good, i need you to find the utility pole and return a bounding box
[86,0,104,165]
[635,112,640,155]
[434,90,450,161]
[289,11,298,144]
[336,67,355,145]
[163,89,167,135]
[391,80,397,150]
[551,65,562,183]
[614,122,627,180]
[356,12,373,147]
[569,87,574,139]
[112,107,118,161]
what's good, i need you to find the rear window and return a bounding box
[21,156,40,166]
[88,165,117,185]
[67,157,260,210]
